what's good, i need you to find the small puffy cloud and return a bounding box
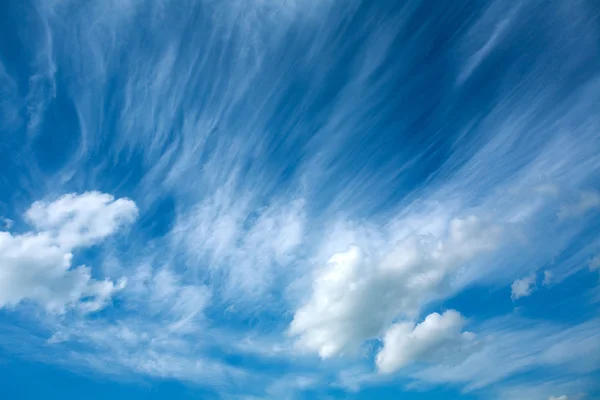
[549,396,568,400]
[511,274,536,300]
[376,310,476,374]
[289,216,499,358]
[0,192,137,313]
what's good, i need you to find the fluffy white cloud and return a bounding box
[0,192,137,313]
[289,215,499,358]
[511,274,536,300]
[376,310,475,374]
[26,192,138,249]
[549,396,568,400]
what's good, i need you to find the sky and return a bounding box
[0,0,599,399]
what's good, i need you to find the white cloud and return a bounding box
[26,192,138,249]
[0,192,137,313]
[5,0,600,397]
[511,274,536,300]
[125,265,211,335]
[376,310,476,374]
[289,215,500,359]
[549,396,568,400]
[457,1,520,84]
[173,191,305,300]
[411,317,600,393]
[41,262,226,386]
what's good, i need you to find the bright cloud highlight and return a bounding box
[0,192,137,313]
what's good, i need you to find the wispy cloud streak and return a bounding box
[0,0,599,398]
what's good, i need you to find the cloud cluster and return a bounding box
[376,310,476,374]
[0,192,137,313]
[290,215,499,359]
[1,0,600,398]
[511,274,537,300]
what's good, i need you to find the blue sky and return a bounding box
[1,0,599,399]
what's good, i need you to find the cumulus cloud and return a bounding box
[3,0,600,397]
[26,192,138,249]
[0,192,137,313]
[511,274,536,300]
[376,310,476,374]
[549,396,568,400]
[289,215,500,358]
